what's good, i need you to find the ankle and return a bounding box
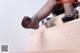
[31,16,40,23]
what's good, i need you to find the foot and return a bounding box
[21,16,39,29]
[62,10,79,23]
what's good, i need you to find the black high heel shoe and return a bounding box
[62,10,79,23]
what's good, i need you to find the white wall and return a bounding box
[0,0,46,53]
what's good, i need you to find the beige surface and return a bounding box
[19,50,80,53]
[18,7,80,53]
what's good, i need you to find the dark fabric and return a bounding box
[52,0,79,15]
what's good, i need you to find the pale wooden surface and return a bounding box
[19,50,80,53]
[18,7,80,53]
